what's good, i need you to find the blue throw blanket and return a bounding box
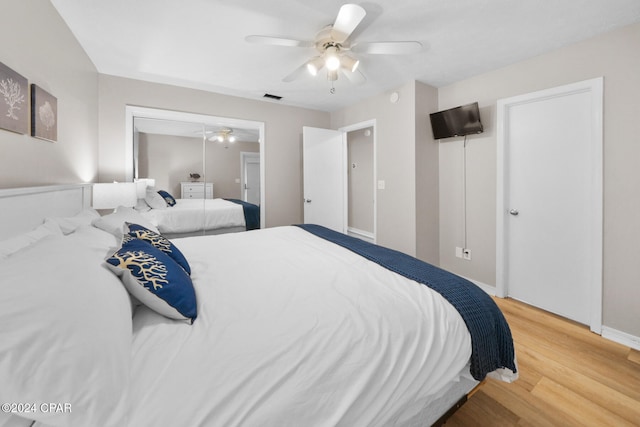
[295,224,516,381]
[225,199,260,230]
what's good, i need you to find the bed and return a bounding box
[138,197,260,238]
[0,184,517,427]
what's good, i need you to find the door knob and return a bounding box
[509,209,519,216]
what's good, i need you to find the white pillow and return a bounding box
[0,219,62,260]
[46,207,100,235]
[92,206,159,237]
[145,187,167,210]
[69,223,119,251]
[0,233,132,427]
[135,198,151,212]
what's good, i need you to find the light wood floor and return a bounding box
[446,297,640,426]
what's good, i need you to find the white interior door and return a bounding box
[303,126,346,232]
[497,78,603,331]
[242,153,260,205]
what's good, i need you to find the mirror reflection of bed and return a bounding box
[132,115,262,238]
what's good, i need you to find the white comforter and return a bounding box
[140,198,245,233]
[127,226,472,427]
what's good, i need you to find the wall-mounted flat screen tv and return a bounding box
[429,102,483,139]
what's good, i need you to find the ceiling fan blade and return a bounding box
[341,68,366,85]
[331,4,366,43]
[282,62,310,82]
[352,41,423,55]
[245,35,314,48]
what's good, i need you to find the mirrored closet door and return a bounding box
[126,106,265,236]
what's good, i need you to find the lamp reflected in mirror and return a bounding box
[93,182,138,211]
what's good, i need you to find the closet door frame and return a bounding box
[124,105,266,228]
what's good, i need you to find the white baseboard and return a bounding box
[455,274,640,352]
[459,275,496,296]
[347,227,375,243]
[601,326,640,351]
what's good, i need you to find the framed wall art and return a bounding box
[31,84,57,142]
[0,61,28,135]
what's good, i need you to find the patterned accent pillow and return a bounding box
[125,223,191,275]
[105,238,197,323]
[157,190,176,206]
[145,187,167,210]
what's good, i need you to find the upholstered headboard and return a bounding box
[0,184,92,240]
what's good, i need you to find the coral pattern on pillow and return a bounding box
[105,237,197,323]
[125,222,191,274]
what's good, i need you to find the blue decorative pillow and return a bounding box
[105,238,197,323]
[157,190,176,207]
[125,223,191,275]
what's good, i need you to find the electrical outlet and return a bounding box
[462,248,471,261]
[455,247,463,258]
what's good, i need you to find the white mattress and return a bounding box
[140,198,246,234]
[127,226,473,426]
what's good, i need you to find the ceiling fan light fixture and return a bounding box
[306,56,324,76]
[248,3,422,87]
[324,46,341,71]
[341,55,360,72]
[211,128,237,143]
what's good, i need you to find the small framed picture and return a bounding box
[0,61,29,135]
[31,84,57,142]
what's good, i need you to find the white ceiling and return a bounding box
[51,0,640,112]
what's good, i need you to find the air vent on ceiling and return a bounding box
[263,93,282,100]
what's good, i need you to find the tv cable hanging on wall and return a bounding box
[429,102,484,261]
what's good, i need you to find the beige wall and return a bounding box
[0,1,98,188]
[332,81,440,261]
[415,82,440,265]
[438,22,640,337]
[139,133,259,199]
[438,108,496,284]
[332,82,420,256]
[138,133,202,197]
[97,75,329,227]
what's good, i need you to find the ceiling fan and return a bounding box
[206,128,236,143]
[245,4,422,89]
